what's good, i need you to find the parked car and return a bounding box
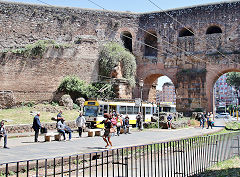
[215,113,230,119]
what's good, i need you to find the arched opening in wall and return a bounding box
[144,31,158,58]
[213,71,240,117]
[121,31,132,52]
[140,74,176,113]
[179,28,194,37]
[156,76,176,112]
[206,26,222,34]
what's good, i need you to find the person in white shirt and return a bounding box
[0,120,8,148]
[76,111,86,137]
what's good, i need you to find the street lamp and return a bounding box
[139,79,144,130]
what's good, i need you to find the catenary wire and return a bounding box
[83,0,233,85]
[147,0,240,67]
[9,0,234,96]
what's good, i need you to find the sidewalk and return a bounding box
[0,119,225,164]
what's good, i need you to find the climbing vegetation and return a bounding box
[2,40,70,57]
[99,42,136,86]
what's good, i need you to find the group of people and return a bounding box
[199,112,214,129]
[33,110,86,142]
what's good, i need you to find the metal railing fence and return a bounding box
[0,131,240,177]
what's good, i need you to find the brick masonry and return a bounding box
[0,1,239,114]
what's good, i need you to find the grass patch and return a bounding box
[225,121,240,130]
[0,104,79,125]
[193,156,240,177]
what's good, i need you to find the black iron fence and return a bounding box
[1,131,240,177]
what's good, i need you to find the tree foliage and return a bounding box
[99,42,136,86]
[58,76,115,100]
[226,72,240,90]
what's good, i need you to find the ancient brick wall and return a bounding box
[0,1,240,114]
[0,1,139,103]
[135,1,240,113]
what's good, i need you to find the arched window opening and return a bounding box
[179,28,194,37]
[121,31,132,52]
[206,26,222,34]
[144,32,158,57]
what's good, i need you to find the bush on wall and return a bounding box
[2,40,70,57]
[58,76,115,100]
[99,42,136,86]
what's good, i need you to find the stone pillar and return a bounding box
[175,69,208,116]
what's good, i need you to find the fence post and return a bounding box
[125,157,128,177]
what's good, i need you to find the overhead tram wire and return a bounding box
[147,0,240,67]
[36,0,52,6]
[34,0,228,96]
[83,0,228,83]
[32,0,222,99]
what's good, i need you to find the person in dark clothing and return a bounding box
[0,120,9,148]
[167,114,172,129]
[95,113,113,148]
[136,112,142,130]
[32,112,42,142]
[124,114,131,134]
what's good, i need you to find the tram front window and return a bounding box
[84,106,98,117]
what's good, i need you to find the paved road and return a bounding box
[0,119,225,164]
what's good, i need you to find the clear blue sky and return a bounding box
[7,0,226,12]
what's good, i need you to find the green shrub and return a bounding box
[2,40,70,57]
[58,76,115,100]
[26,101,35,107]
[51,101,59,107]
[99,42,136,86]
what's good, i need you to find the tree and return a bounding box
[226,72,240,105]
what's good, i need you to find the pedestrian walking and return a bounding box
[207,112,213,129]
[199,113,205,129]
[0,120,9,148]
[32,112,42,142]
[111,115,117,136]
[76,111,86,137]
[124,114,131,134]
[95,113,113,148]
[167,114,172,129]
[136,112,142,130]
[116,114,123,136]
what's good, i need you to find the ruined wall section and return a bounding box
[0,2,139,104]
[135,1,240,112]
[0,1,139,50]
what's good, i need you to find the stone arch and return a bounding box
[116,27,136,52]
[120,31,132,52]
[206,25,222,34]
[179,28,194,37]
[206,66,240,113]
[135,66,177,102]
[144,31,158,57]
